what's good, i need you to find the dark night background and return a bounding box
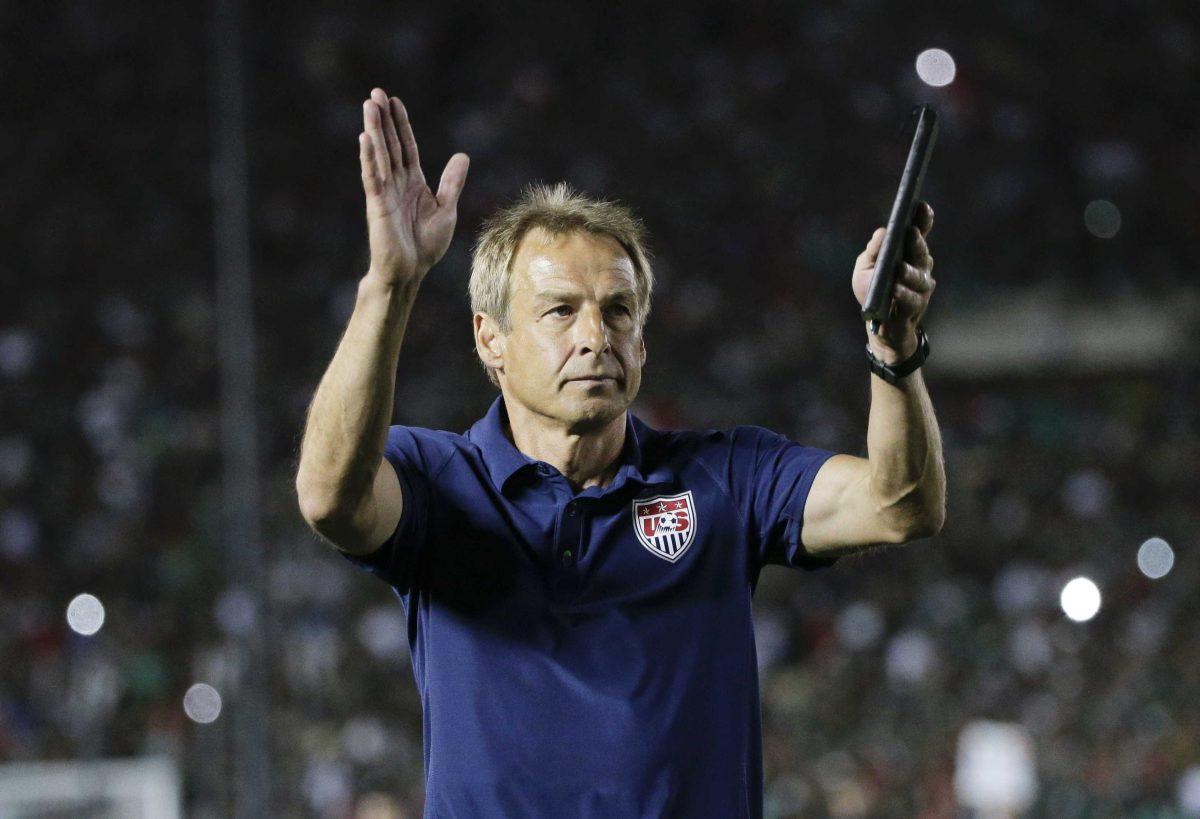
[2,2,1198,816]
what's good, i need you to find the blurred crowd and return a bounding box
[2,2,1198,816]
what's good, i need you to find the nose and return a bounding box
[577,305,611,356]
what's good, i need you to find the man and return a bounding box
[296,87,944,817]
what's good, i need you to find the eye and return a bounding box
[547,305,573,317]
[607,304,631,317]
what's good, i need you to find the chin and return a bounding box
[564,395,626,433]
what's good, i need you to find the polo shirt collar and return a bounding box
[469,395,673,496]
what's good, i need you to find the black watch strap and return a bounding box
[866,325,929,385]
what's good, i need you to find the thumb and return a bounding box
[436,153,470,209]
[861,227,886,265]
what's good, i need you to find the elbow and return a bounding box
[908,512,944,540]
[296,474,343,529]
[298,493,333,528]
[880,496,945,544]
[900,503,945,542]
[295,460,378,548]
[296,489,357,549]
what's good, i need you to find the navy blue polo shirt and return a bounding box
[343,395,838,818]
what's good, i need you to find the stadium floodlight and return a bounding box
[1060,577,1102,622]
[183,683,223,724]
[916,48,956,87]
[66,593,105,636]
[1137,537,1174,580]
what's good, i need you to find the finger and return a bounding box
[897,260,935,293]
[363,100,391,182]
[916,201,934,236]
[436,152,470,208]
[391,98,422,174]
[359,132,381,196]
[371,88,405,177]
[857,227,887,267]
[892,282,926,317]
[905,225,933,269]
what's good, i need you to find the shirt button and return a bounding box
[536,463,553,477]
[562,549,573,565]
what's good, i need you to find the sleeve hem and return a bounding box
[338,449,419,580]
[780,449,840,570]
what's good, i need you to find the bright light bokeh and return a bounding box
[183,683,223,724]
[66,593,105,636]
[1060,577,1101,622]
[916,48,957,87]
[1178,764,1200,816]
[1137,537,1175,580]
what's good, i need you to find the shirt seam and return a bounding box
[689,444,755,540]
[778,448,838,527]
[427,439,462,485]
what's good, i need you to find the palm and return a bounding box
[360,88,469,283]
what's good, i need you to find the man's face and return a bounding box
[482,228,647,434]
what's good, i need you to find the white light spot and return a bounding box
[66,593,105,636]
[1060,577,1101,622]
[1084,199,1121,238]
[1137,537,1175,580]
[183,683,223,723]
[916,48,956,87]
[1179,764,1200,816]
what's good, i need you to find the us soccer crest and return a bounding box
[633,491,697,563]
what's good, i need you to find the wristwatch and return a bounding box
[866,325,930,385]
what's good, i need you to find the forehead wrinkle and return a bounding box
[512,231,639,307]
[526,263,636,292]
[533,283,637,301]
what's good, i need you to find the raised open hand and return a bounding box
[359,87,469,286]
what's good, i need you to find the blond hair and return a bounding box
[469,182,654,386]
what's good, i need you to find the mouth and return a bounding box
[566,376,617,385]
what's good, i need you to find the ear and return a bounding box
[638,335,647,368]
[474,312,505,370]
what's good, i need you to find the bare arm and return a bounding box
[802,204,946,554]
[295,87,468,555]
[860,339,945,540]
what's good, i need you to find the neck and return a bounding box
[502,397,626,492]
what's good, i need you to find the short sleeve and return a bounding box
[727,425,839,570]
[339,425,437,590]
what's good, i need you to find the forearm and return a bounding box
[865,337,946,536]
[296,270,419,520]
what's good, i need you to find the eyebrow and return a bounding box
[534,288,637,305]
